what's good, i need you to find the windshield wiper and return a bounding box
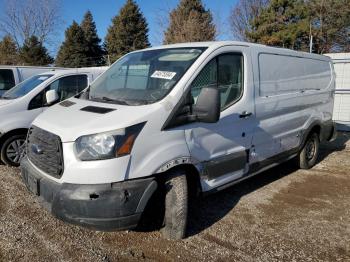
[102,97,130,105]
[90,96,130,105]
[0,96,13,100]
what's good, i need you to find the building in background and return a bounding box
[326,53,350,131]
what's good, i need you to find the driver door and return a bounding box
[184,46,256,191]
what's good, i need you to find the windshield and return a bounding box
[1,74,53,99]
[87,47,206,105]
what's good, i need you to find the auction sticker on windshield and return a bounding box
[151,71,176,80]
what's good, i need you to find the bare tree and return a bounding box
[229,0,269,41]
[212,8,228,41]
[0,0,62,48]
[152,3,172,45]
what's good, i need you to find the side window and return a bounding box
[0,69,15,91]
[218,54,244,108]
[46,75,88,102]
[190,53,244,109]
[190,59,217,102]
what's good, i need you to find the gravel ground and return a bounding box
[0,132,349,262]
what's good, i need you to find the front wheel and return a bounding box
[297,133,320,169]
[0,134,26,166]
[162,170,188,240]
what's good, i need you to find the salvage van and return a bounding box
[0,67,107,166]
[21,42,336,239]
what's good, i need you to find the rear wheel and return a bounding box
[297,133,320,169]
[0,134,26,166]
[162,170,188,240]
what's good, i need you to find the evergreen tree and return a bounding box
[81,10,105,66]
[0,35,19,65]
[247,0,350,53]
[55,21,89,67]
[163,0,216,44]
[19,35,54,66]
[105,0,150,62]
[247,0,309,51]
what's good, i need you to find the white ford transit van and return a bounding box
[21,42,336,239]
[0,67,107,166]
[0,66,66,97]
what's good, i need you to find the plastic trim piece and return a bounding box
[156,157,193,173]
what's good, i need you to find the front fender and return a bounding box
[0,107,43,134]
[128,129,191,179]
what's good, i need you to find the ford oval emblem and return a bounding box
[31,144,43,155]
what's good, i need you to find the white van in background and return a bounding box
[0,67,107,166]
[21,42,336,239]
[0,66,66,96]
[325,53,350,131]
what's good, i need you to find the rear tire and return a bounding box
[161,170,188,240]
[0,134,26,167]
[297,133,320,169]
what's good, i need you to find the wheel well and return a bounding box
[301,124,321,148]
[0,129,28,149]
[157,164,203,197]
[182,164,202,197]
[138,164,202,231]
[310,125,321,137]
[306,124,321,140]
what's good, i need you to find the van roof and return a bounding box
[0,66,109,70]
[36,67,108,76]
[143,41,330,61]
[0,66,66,69]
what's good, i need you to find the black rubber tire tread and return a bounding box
[162,170,188,240]
[0,134,26,167]
[298,133,320,169]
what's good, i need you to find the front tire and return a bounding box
[297,133,320,169]
[162,170,188,240]
[0,134,26,166]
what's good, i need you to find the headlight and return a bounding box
[75,122,146,161]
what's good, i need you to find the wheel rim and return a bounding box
[6,138,26,164]
[305,139,316,161]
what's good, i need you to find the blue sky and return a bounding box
[0,0,238,54]
[60,0,238,46]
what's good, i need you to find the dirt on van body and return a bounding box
[0,133,349,262]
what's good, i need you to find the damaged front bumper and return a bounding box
[21,157,157,231]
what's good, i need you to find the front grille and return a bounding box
[27,126,64,178]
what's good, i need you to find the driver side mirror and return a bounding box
[45,90,59,106]
[192,87,220,123]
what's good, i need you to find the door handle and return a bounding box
[239,111,252,118]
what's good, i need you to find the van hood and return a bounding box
[0,98,14,107]
[32,98,163,142]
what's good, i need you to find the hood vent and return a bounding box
[80,106,116,114]
[59,100,76,107]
